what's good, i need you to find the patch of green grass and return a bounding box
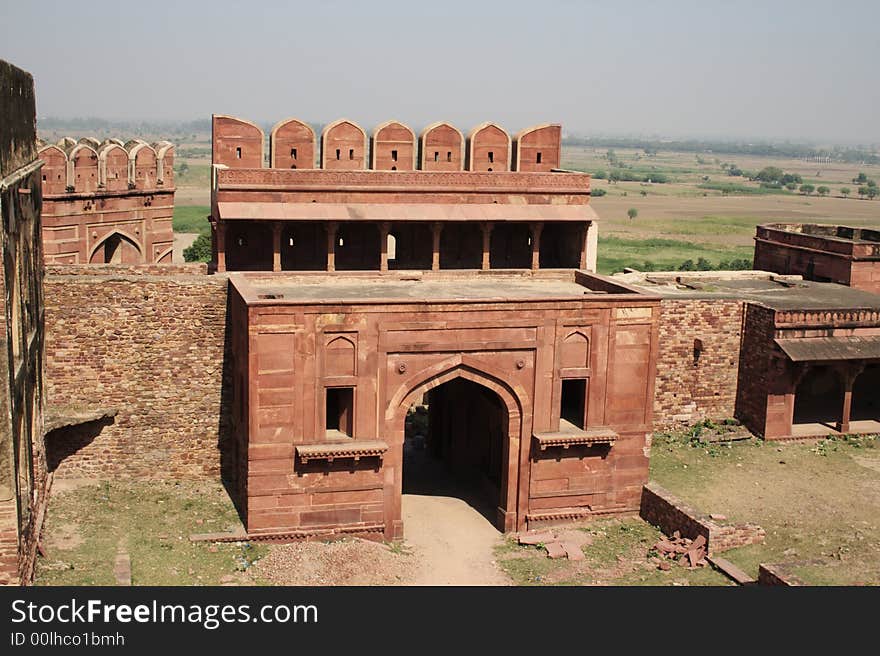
[596,235,754,274]
[173,205,210,236]
[650,427,880,585]
[35,480,267,586]
[174,163,211,188]
[495,517,730,586]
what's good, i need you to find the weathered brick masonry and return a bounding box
[43,264,230,480]
[654,299,744,425]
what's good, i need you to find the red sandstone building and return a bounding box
[754,223,880,293]
[211,115,661,540]
[37,137,175,264]
[618,270,880,440]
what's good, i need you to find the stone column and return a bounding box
[581,221,598,272]
[326,221,338,272]
[431,222,442,271]
[838,364,864,433]
[215,221,227,273]
[379,222,391,272]
[481,223,493,270]
[530,222,544,271]
[272,222,283,272]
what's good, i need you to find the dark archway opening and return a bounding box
[226,223,273,271]
[490,223,531,269]
[403,378,506,524]
[388,223,432,270]
[281,222,326,270]
[439,223,481,269]
[90,233,141,264]
[336,223,380,270]
[793,365,844,428]
[539,222,583,268]
[852,365,880,422]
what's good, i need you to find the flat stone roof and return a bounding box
[761,222,880,244]
[231,270,652,305]
[615,270,880,311]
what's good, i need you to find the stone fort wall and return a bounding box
[43,264,231,480]
[654,299,745,426]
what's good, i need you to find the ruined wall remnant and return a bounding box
[0,60,49,586]
[43,265,230,480]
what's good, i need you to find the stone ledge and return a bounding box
[295,440,388,464]
[532,427,617,451]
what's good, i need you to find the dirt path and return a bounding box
[401,493,511,585]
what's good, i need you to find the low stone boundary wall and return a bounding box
[757,561,824,586]
[639,482,765,555]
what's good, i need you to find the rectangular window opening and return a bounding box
[560,379,587,430]
[447,151,452,162]
[488,151,494,163]
[434,151,439,162]
[536,152,542,164]
[391,149,398,162]
[326,387,354,437]
[349,149,354,160]
[235,147,242,159]
[291,148,297,160]
[336,149,341,160]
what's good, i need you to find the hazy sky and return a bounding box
[3,0,878,143]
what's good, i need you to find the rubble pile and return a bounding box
[649,531,708,570]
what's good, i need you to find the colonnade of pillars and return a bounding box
[213,220,598,273]
[792,361,868,433]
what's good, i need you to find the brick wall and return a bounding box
[734,303,776,437]
[640,483,765,555]
[43,265,231,480]
[654,299,744,426]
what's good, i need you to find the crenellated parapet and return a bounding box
[213,115,563,173]
[37,136,175,195]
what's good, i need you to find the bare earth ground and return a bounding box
[172,232,198,263]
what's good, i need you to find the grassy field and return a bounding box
[35,480,268,586]
[650,425,880,586]
[172,205,210,236]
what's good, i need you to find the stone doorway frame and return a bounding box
[385,355,527,537]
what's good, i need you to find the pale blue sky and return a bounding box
[2,0,878,143]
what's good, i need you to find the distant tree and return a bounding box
[640,190,647,197]
[593,169,607,180]
[727,166,743,177]
[678,259,695,272]
[627,208,638,221]
[696,257,713,271]
[785,183,798,191]
[755,166,785,183]
[869,186,880,200]
[840,187,851,198]
[799,184,815,195]
[817,186,830,197]
[780,173,802,185]
[858,185,869,198]
[854,172,868,184]
[592,188,607,197]
[183,234,212,262]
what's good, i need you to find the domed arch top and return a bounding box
[321,118,368,170]
[128,142,158,189]
[37,144,69,194]
[68,143,99,193]
[371,120,416,171]
[419,121,465,171]
[270,117,316,169]
[513,123,561,171]
[97,142,130,191]
[466,122,511,172]
[212,114,265,169]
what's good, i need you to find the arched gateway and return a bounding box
[386,359,526,534]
